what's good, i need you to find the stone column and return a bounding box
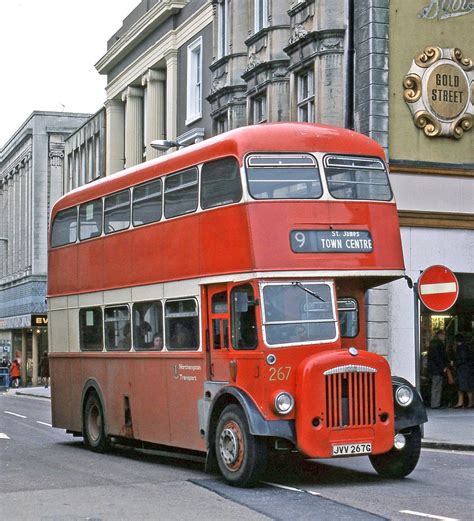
[105,98,125,175]
[21,330,27,386]
[141,69,166,160]
[122,86,144,168]
[32,329,39,386]
[165,50,178,141]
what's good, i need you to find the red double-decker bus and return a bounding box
[48,123,427,486]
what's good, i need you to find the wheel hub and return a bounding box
[218,420,244,471]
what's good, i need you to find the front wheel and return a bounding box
[369,426,422,478]
[215,404,267,487]
[83,392,109,452]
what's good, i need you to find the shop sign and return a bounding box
[32,314,48,326]
[418,1,474,20]
[403,47,473,138]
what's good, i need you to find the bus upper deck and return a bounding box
[48,123,404,298]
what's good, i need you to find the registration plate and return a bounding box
[332,443,372,457]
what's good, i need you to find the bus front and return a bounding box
[207,132,427,486]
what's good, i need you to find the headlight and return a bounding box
[274,392,294,415]
[395,385,414,407]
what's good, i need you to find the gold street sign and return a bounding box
[403,47,473,139]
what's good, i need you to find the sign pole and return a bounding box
[413,281,421,393]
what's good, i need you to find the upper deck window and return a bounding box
[324,156,392,201]
[79,199,103,241]
[104,190,130,234]
[132,179,162,226]
[164,168,199,219]
[51,207,77,247]
[201,157,242,209]
[262,282,337,346]
[246,154,322,200]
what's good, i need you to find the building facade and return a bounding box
[0,111,90,384]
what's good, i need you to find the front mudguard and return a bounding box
[392,376,428,432]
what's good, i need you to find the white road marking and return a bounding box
[36,421,52,427]
[264,482,321,496]
[0,433,10,439]
[419,282,457,295]
[400,510,459,521]
[4,410,27,418]
[422,447,474,456]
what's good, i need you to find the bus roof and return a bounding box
[52,123,385,216]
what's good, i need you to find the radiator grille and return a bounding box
[325,369,377,428]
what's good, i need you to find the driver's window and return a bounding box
[231,285,258,350]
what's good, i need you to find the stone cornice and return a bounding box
[389,161,474,178]
[398,210,474,230]
[95,0,188,74]
[105,3,212,100]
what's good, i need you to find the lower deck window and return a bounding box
[165,299,199,351]
[338,298,359,337]
[79,308,103,351]
[133,301,163,350]
[105,306,131,351]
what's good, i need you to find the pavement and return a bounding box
[11,386,474,451]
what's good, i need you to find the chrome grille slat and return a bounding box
[325,370,376,428]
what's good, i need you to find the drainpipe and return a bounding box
[344,0,354,130]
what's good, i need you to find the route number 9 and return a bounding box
[294,232,306,249]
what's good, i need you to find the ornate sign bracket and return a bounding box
[403,46,473,139]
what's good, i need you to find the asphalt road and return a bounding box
[1,392,472,521]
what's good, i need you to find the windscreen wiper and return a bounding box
[292,281,325,302]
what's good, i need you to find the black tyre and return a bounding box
[215,404,267,487]
[83,392,109,452]
[369,426,422,478]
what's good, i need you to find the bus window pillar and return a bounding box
[141,69,166,160]
[164,49,178,143]
[122,86,144,168]
[104,98,125,175]
[32,329,39,386]
[21,329,27,385]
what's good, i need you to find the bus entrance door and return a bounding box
[207,285,231,382]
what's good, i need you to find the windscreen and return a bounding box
[246,154,322,199]
[262,282,337,346]
[324,156,392,201]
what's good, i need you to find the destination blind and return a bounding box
[290,230,373,253]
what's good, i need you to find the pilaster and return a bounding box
[142,69,167,160]
[122,86,144,168]
[165,49,178,141]
[105,98,125,175]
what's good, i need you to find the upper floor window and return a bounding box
[186,37,203,124]
[324,156,392,201]
[217,0,229,59]
[246,154,322,199]
[297,69,315,122]
[104,190,130,234]
[164,168,199,218]
[252,94,267,124]
[254,0,268,32]
[132,179,162,226]
[51,207,77,247]
[79,199,102,241]
[201,157,242,209]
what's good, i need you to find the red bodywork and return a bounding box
[48,123,403,458]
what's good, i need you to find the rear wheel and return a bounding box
[215,404,267,487]
[369,426,421,478]
[83,392,109,452]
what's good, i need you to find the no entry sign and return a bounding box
[418,265,459,312]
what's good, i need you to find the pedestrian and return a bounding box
[9,357,21,388]
[427,329,447,409]
[452,334,473,408]
[39,351,50,388]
